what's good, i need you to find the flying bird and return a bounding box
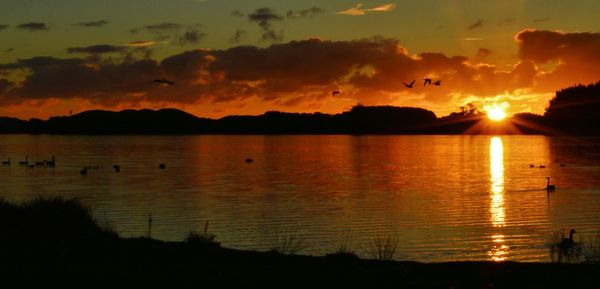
[152,78,175,86]
[332,90,341,96]
[433,80,441,86]
[423,78,432,86]
[403,80,416,88]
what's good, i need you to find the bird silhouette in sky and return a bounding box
[423,78,432,86]
[332,90,341,96]
[152,78,175,85]
[403,80,416,88]
[433,80,441,86]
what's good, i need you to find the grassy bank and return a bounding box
[1,197,598,288]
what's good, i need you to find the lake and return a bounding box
[1,135,600,262]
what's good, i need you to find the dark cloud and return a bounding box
[230,29,247,44]
[286,7,325,19]
[67,44,127,54]
[516,29,600,64]
[231,10,244,17]
[0,57,84,70]
[466,20,484,30]
[0,38,517,106]
[130,22,184,35]
[516,29,600,91]
[130,22,204,46]
[533,17,551,23]
[74,20,109,27]
[174,28,206,46]
[0,79,14,94]
[474,48,493,62]
[0,24,9,31]
[0,56,160,105]
[3,31,599,110]
[16,22,49,31]
[248,8,284,42]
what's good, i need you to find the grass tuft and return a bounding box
[368,234,398,261]
[581,231,600,263]
[269,229,306,255]
[185,221,218,245]
[326,234,358,259]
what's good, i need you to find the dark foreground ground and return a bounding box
[1,197,598,288]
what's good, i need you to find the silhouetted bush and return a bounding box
[368,234,399,261]
[0,196,117,248]
[544,81,600,135]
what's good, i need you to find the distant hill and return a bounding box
[1,82,599,135]
[42,109,213,134]
[0,106,439,135]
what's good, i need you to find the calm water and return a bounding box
[1,135,600,262]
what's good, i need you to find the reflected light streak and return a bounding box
[489,137,508,261]
[490,137,505,227]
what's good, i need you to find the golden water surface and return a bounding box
[1,135,599,262]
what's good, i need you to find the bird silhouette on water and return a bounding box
[159,163,166,169]
[1,157,10,166]
[433,80,441,86]
[152,78,175,86]
[546,177,556,192]
[18,156,28,166]
[423,78,432,86]
[403,80,415,88]
[45,156,56,167]
[332,90,341,96]
[554,229,580,263]
[113,164,121,172]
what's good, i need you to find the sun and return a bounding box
[485,103,508,122]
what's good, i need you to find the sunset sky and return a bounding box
[0,0,599,119]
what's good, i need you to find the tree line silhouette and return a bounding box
[0,81,598,135]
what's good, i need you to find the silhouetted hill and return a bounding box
[1,82,599,135]
[0,106,439,135]
[29,109,213,134]
[0,117,28,133]
[337,105,437,134]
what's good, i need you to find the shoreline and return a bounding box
[1,197,599,288]
[5,236,600,288]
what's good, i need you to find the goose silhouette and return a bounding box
[18,156,28,166]
[546,177,556,192]
[45,156,56,167]
[403,80,415,88]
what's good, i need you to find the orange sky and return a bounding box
[1,1,599,120]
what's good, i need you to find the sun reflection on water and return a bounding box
[489,137,508,261]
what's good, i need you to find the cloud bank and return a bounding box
[1,29,599,118]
